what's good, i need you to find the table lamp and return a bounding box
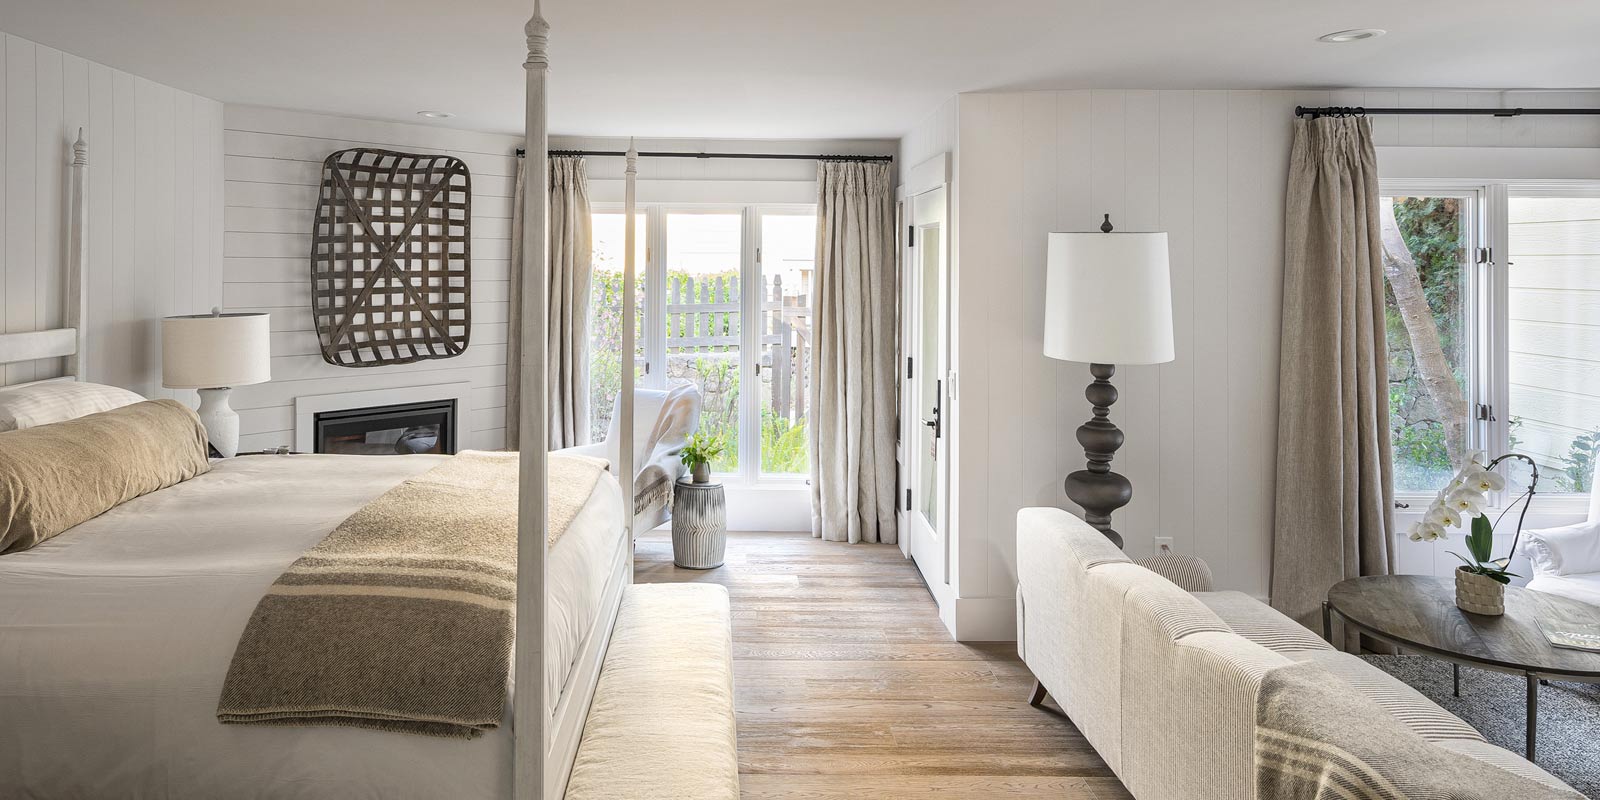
[162,309,271,457]
[1044,215,1174,548]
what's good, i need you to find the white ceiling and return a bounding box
[1,0,1596,140]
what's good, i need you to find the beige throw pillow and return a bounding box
[0,399,211,554]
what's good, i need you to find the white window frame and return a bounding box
[591,201,817,487]
[1380,178,1600,517]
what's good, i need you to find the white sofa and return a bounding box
[1519,474,1600,607]
[1015,507,1579,799]
[556,385,702,533]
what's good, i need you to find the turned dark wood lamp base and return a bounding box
[1064,363,1133,549]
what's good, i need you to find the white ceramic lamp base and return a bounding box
[196,387,240,458]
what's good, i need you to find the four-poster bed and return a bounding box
[2,4,738,797]
[0,6,644,798]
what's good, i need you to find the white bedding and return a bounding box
[0,454,624,800]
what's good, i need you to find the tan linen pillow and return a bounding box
[0,399,211,554]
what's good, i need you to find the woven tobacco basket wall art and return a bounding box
[310,148,472,367]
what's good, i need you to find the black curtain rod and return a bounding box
[1296,105,1600,119]
[515,148,891,162]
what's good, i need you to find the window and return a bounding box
[588,212,646,443]
[1381,182,1600,505]
[587,204,817,483]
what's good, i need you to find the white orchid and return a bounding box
[1445,488,1487,515]
[1465,469,1505,493]
[1418,521,1447,542]
[1425,502,1462,529]
[1455,450,1488,471]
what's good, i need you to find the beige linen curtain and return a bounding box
[809,161,898,544]
[507,155,593,450]
[1271,117,1395,635]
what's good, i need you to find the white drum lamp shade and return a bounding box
[161,312,272,389]
[161,311,270,459]
[1043,232,1175,365]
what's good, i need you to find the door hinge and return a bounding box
[1476,247,1492,265]
[906,356,913,380]
[1477,403,1496,422]
[907,226,915,247]
[756,246,762,263]
[905,488,912,511]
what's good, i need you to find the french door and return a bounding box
[903,186,950,591]
[589,204,816,485]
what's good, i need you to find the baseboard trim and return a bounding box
[949,595,1017,642]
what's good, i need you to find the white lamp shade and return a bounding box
[1044,232,1175,365]
[162,313,272,389]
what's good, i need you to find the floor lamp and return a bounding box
[1044,216,1173,548]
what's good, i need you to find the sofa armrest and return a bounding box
[1135,552,1215,592]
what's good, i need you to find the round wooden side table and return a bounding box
[671,479,727,569]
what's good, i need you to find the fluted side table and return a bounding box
[671,479,727,569]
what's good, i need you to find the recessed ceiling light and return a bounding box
[1318,28,1386,43]
[417,110,454,119]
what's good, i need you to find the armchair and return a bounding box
[1518,465,1600,606]
[559,384,702,533]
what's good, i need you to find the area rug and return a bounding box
[1363,654,1599,797]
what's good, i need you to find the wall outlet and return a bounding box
[1154,536,1174,552]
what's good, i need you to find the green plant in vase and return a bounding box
[1408,451,1538,616]
[681,430,725,484]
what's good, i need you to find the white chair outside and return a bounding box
[558,385,702,533]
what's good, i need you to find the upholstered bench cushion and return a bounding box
[1194,591,1334,655]
[565,583,738,800]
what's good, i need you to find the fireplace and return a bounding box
[313,399,457,456]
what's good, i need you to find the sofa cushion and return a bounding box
[1194,591,1335,655]
[1527,572,1600,606]
[1297,650,1483,743]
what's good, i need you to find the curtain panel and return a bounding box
[507,155,593,450]
[809,161,898,544]
[1271,117,1396,638]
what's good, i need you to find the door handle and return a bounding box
[923,379,942,439]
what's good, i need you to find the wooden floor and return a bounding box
[634,530,1133,799]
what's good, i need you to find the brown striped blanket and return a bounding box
[217,450,607,738]
[1255,662,1580,799]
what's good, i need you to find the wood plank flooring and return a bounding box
[634,530,1133,799]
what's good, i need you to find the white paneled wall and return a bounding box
[223,109,894,453]
[222,106,522,453]
[945,88,1600,637]
[0,32,222,394]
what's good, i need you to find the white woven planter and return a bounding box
[1455,566,1506,616]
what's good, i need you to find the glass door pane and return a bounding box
[1380,195,1474,494]
[589,212,647,443]
[758,212,816,475]
[667,212,742,473]
[1506,194,1600,498]
[918,225,942,527]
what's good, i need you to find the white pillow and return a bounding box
[0,380,146,432]
[1519,519,1600,577]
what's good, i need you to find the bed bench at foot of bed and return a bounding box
[564,583,738,800]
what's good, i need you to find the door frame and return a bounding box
[899,152,953,604]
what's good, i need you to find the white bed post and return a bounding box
[620,143,637,548]
[66,129,88,381]
[514,2,551,799]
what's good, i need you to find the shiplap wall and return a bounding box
[942,88,1600,627]
[222,106,521,452]
[223,107,894,453]
[0,32,222,393]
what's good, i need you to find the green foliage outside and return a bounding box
[588,269,811,475]
[1385,197,1466,491]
